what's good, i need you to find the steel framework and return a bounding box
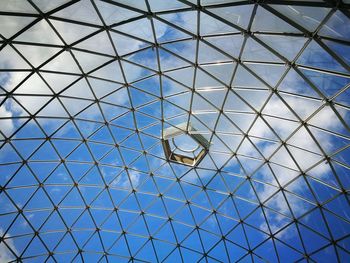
[0,0,350,262]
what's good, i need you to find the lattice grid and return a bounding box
[0,0,350,262]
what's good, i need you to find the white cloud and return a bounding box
[0,10,179,136]
[162,65,346,235]
[0,104,14,139]
[110,168,141,190]
[0,228,18,263]
[240,96,341,237]
[122,169,141,189]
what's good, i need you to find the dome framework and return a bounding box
[0,0,350,262]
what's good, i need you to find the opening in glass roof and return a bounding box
[162,122,209,166]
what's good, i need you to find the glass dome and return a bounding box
[0,0,350,262]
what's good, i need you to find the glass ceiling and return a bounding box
[0,0,350,262]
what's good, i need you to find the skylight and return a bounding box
[0,0,349,262]
[162,122,209,166]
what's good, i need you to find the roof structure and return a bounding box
[0,0,350,262]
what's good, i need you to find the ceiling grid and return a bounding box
[0,0,350,262]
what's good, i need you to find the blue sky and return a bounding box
[0,1,350,262]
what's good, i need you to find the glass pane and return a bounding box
[319,11,350,41]
[271,5,330,32]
